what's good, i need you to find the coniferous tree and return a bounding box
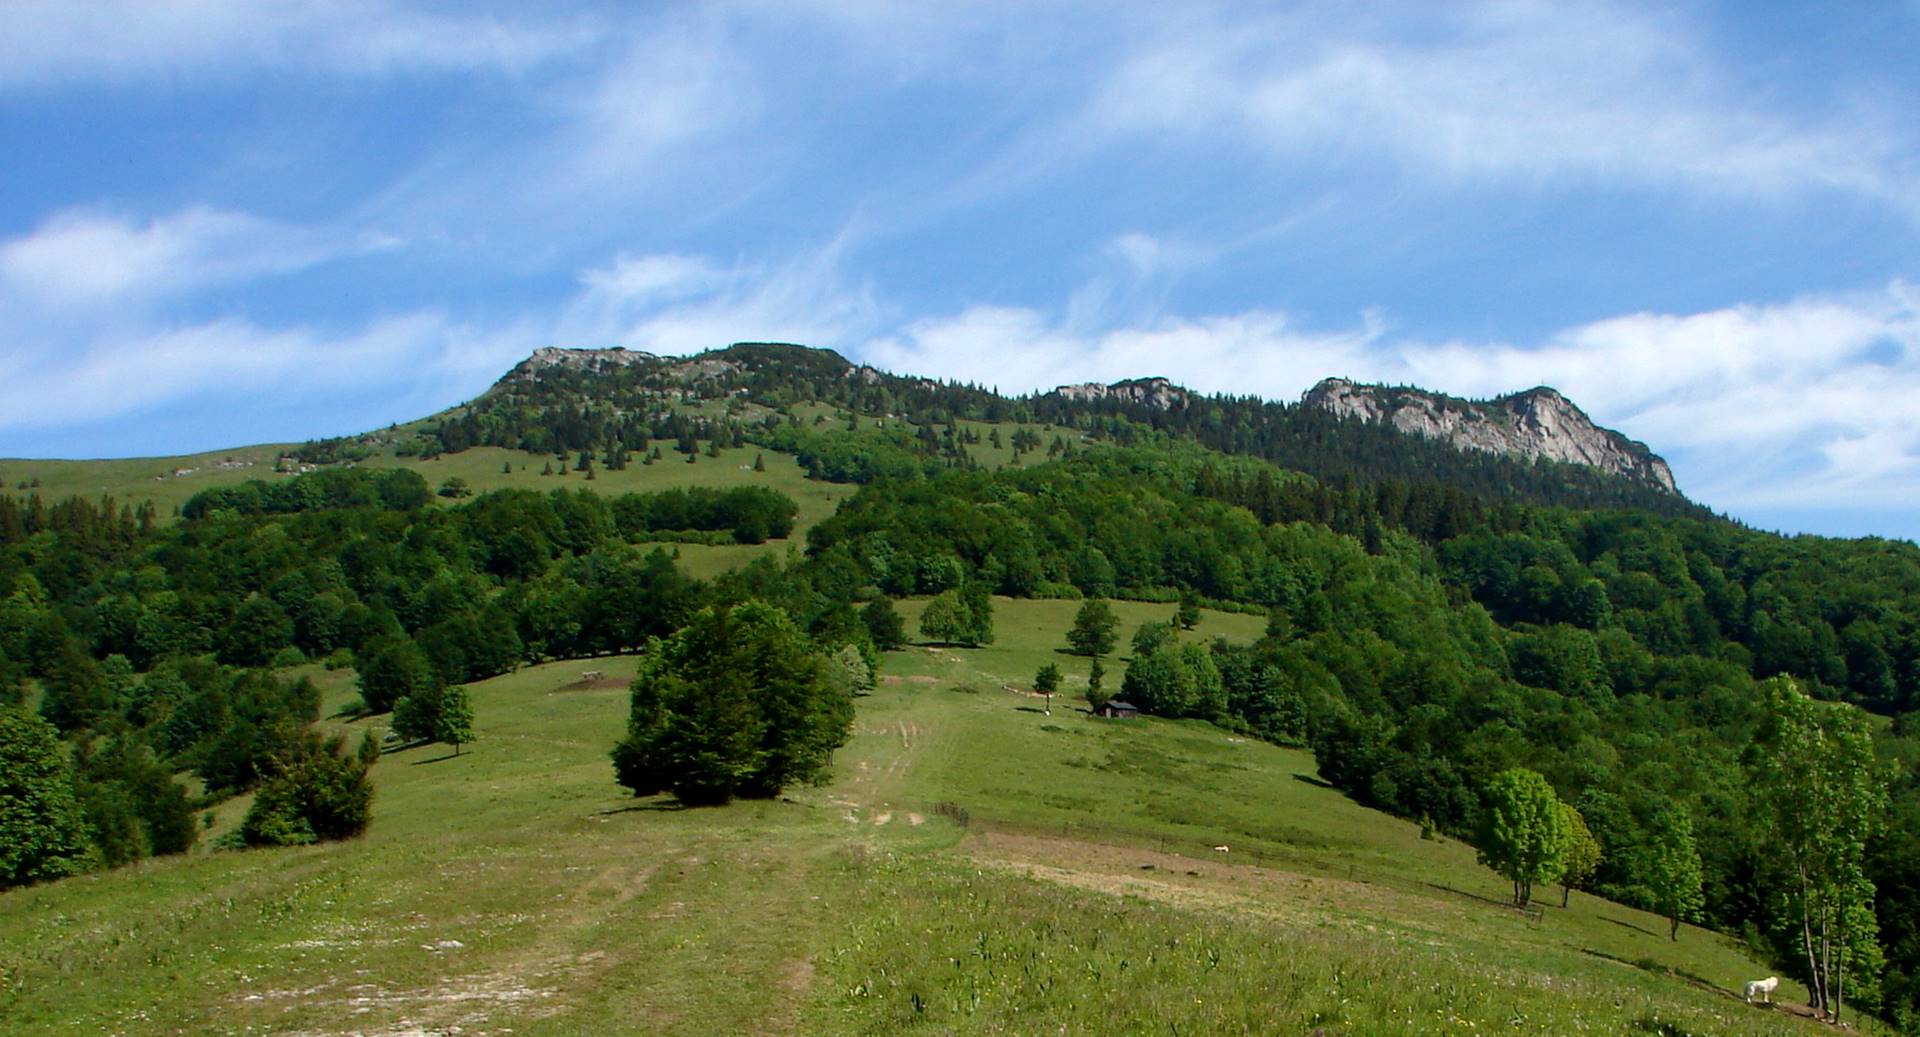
[1175,590,1202,631]
[1066,599,1118,657]
[861,598,906,650]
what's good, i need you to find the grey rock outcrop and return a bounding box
[1301,378,1677,493]
[504,347,659,381]
[1052,377,1188,410]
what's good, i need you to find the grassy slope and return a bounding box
[0,444,295,519]
[0,600,1844,1037]
[0,410,1069,533]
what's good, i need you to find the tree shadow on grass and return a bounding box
[597,800,687,815]
[1603,915,1664,939]
[1579,947,1731,1000]
[1425,881,1515,910]
[1292,772,1334,789]
[408,751,466,766]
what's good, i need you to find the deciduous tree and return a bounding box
[1558,802,1602,908]
[240,733,373,846]
[612,602,853,806]
[1746,676,1887,1021]
[1646,806,1704,941]
[0,708,94,888]
[1476,768,1568,908]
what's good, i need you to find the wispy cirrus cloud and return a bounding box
[0,0,598,86]
[0,207,381,311]
[1088,3,1917,214]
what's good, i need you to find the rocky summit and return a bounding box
[1301,377,1678,493]
[1050,376,1189,410]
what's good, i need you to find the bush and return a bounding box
[240,734,373,847]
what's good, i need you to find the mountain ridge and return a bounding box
[478,343,1682,500]
[1299,376,1678,494]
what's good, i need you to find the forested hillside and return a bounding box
[5,344,1917,1030]
[319,342,1708,518]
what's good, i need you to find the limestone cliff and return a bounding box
[1301,378,1678,493]
[501,347,659,382]
[1051,377,1188,410]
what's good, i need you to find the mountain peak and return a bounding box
[1301,378,1678,493]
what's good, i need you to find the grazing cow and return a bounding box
[1743,976,1778,1004]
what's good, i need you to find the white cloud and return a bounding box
[860,307,1374,398]
[0,0,596,86]
[563,237,882,356]
[538,26,760,197]
[1089,3,1916,214]
[0,312,467,431]
[577,253,728,305]
[0,208,354,310]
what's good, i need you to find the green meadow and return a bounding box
[0,440,852,554]
[0,598,1845,1036]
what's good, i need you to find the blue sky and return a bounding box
[2,2,1918,538]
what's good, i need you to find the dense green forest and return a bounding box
[6,346,1920,1029]
[0,471,823,866]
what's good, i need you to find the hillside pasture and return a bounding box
[0,598,1846,1036]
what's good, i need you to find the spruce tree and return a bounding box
[1066,599,1117,657]
[861,598,906,650]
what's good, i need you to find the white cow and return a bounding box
[1743,976,1779,1004]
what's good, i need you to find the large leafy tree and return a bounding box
[355,634,439,715]
[1121,643,1224,720]
[0,708,95,888]
[394,682,475,755]
[1476,768,1568,908]
[612,602,853,806]
[919,586,993,647]
[1746,676,1887,1022]
[917,591,969,645]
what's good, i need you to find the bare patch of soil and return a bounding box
[556,676,627,692]
[965,830,1476,944]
